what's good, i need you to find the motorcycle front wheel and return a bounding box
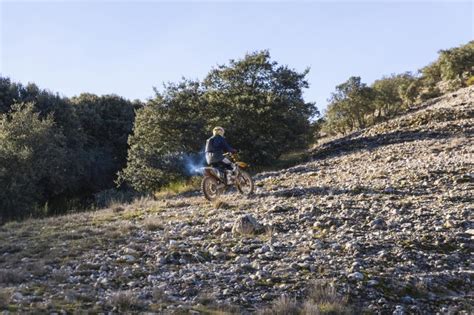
[236,170,254,196]
[201,176,222,201]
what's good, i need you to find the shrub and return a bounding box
[107,290,142,312]
[466,76,474,86]
[257,295,300,315]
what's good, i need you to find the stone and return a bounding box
[232,214,263,236]
[348,272,364,281]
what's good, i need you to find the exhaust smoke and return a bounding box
[183,152,206,176]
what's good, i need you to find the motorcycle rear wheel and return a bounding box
[202,176,221,201]
[236,170,254,196]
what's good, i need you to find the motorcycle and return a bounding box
[201,152,254,201]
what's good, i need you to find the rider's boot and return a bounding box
[226,170,234,185]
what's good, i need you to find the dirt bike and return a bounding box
[201,152,254,201]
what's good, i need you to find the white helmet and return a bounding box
[212,126,225,136]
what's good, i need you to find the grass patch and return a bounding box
[257,295,300,315]
[155,177,201,198]
[0,288,12,309]
[107,290,143,312]
[0,269,26,285]
[252,150,310,173]
[142,215,164,231]
[258,280,352,314]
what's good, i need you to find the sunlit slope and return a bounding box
[0,87,472,313]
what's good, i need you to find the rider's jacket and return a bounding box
[205,135,235,165]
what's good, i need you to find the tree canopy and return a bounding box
[120,51,318,192]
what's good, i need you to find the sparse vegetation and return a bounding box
[258,281,351,315]
[0,289,12,309]
[1,41,471,221]
[322,41,473,136]
[119,50,318,193]
[0,269,25,285]
[107,290,143,312]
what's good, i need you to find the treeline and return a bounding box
[1,42,472,221]
[322,41,474,135]
[0,80,141,220]
[0,50,318,220]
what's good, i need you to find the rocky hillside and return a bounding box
[0,87,473,314]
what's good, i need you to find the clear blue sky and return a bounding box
[1,1,472,112]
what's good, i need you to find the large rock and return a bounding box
[232,214,263,236]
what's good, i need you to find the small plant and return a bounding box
[107,290,142,312]
[466,75,474,86]
[258,295,300,315]
[51,269,69,283]
[117,221,137,234]
[152,288,170,303]
[258,281,352,315]
[196,292,216,306]
[0,269,25,285]
[212,200,230,210]
[143,215,164,231]
[304,280,351,314]
[0,288,12,309]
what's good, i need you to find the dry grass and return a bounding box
[0,288,12,309]
[258,295,300,315]
[193,292,241,315]
[50,268,69,283]
[258,281,352,315]
[196,292,217,306]
[116,221,137,234]
[154,177,201,198]
[24,261,47,277]
[0,269,25,285]
[112,205,126,213]
[151,288,170,303]
[259,225,276,243]
[301,301,352,315]
[303,280,351,315]
[107,290,142,312]
[212,200,231,210]
[142,215,164,231]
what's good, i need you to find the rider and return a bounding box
[205,126,237,184]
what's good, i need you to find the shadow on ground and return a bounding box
[311,129,465,161]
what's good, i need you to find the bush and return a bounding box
[466,76,474,86]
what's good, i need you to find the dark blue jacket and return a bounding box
[205,135,236,164]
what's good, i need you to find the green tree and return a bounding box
[324,76,374,134]
[72,93,137,192]
[0,103,68,220]
[418,41,474,94]
[438,40,474,89]
[203,50,318,164]
[119,80,207,192]
[371,72,417,120]
[0,77,22,113]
